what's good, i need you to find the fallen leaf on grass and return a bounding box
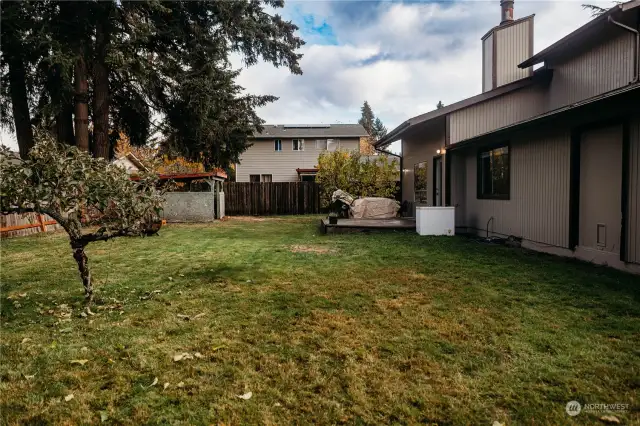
[70,359,89,366]
[211,345,226,352]
[194,352,204,359]
[21,338,31,344]
[192,312,205,320]
[173,353,193,362]
[23,373,35,380]
[65,394,74,402]
[163,382,170,391]
[147,377,158,388]
[177,314,190,321]
[99,411,109,423]
[59,328,72,333]
[236,392,252,400]
[600,416,620,424]
[177,382,185,388]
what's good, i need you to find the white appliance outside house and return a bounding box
[416,206,455,236]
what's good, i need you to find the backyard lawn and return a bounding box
[1,216,638,425]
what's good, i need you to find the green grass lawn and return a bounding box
[1,216,638,425]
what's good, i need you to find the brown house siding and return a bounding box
[401,127,445,206]
[458,127,571,248]
[546,30,636,111]
[449,85,547,144]
[494,17,533,87]
[629,116,640,264]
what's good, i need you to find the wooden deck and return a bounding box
[320,218,416,234]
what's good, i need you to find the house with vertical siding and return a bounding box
[375,0,640,273]
[236,124,368,182]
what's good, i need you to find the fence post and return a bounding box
[38,214,47,232]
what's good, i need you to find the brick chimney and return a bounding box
[500,0,514,24]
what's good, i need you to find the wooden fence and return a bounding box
[1,212,61,239]
[223,182,322,216]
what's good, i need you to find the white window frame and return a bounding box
[292,139,305,151]
[327,139,340,152]
[316,139,327,150]
[274,139,282,152]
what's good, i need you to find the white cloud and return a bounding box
[239,0,611,132]
[2,0,612,154]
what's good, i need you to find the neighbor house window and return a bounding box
[293,139,304,151]
[261,174,272,183]
[478,144,510,199]
[327,139,339,152]
[414,161,429,203]
[274,139,282,151]
[249,174,260,183]
[316,139,327,150]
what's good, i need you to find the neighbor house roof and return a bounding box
[253,124,368,139]
[519,0,640,68]
[130,170,227,181]
[374,69,553,147]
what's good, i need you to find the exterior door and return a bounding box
[433,156,443,207]
[579,125,623,256]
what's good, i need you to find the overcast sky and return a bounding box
[1,0,610,153]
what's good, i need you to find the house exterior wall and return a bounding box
[457,126,571,247]
[546,30,636,111]
[401,128,445,206]
[628,116,640,264]
[448,85,547,144]
[482,33,494,92]
[236,138,360,182]
[495,18,533,87]
[450,24,635,147]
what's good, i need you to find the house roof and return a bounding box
[130,170,227,181]
[253,124,368,139]
[374,69,553,147]
[519,0,640,68]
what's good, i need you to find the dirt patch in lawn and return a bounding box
[290,245,335,254]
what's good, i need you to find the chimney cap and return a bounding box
[501,0,514,24]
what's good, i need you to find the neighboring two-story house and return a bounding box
[236,124,368,182]
[375,0,640,273]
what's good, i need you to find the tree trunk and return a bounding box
[92,19,111,159]
[57,102,75,145]
[8,55,34,158]
[72,243,93,304]
[74,55,90,151]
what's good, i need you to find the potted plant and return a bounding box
[328,212,339,224]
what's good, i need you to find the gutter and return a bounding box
[374,122,410,148]
[608,15,640,83]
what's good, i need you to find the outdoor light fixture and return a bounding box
[436,149,441,154]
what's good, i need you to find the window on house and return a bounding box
[274,139,282,151]
[292,139,304,151]
[261,174,272,183]
[478,144,510,199]
[327,139,339,152]
[300,175,316,182]
[316,139,327,150]
[249,174,260,183]
[414,161,429,203]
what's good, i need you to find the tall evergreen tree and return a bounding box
[358,101,375,136]
[1,0,305,166]
[372,117,387,141]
